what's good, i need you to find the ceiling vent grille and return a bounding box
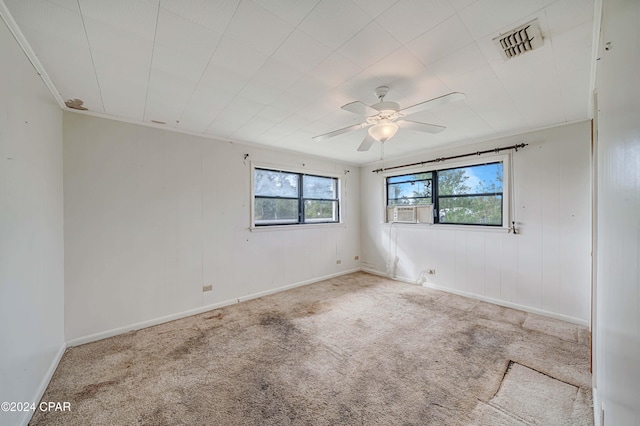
[494,20,543,60]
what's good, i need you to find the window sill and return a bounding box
[380,222,510,233]
[250,222,345,232]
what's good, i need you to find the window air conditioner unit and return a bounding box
[386,205,433,224]
[394,206,417,223]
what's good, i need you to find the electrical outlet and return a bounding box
[427,269,436,275]
[336,260,342,265]
[354,255,359,260]
[202,285,213,292]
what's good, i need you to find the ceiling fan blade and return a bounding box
[341,101,379,117]
[357,133,376,152]
[312,122,368,141]
[400,92,466,116]
[397,120,446,134]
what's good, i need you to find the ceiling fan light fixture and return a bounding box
[368,120,398,142]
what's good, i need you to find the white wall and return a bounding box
[593,0,640,423]
[0,16,65,426]
[63,113,360,343]
[360,121,592,324]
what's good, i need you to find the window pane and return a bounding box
[387,172,432,184]
[255,198,298,224]
[254,169,299,197]
[304,200,337,222]
[387,180,431,205]
[303,175,336,199]
[438,195,502,225]
[438,163,503,196]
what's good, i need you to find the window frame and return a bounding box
[387,172,433,206]
[251,163,341,228]
[383,154,510,229]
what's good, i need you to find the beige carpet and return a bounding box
[31,272,592,425]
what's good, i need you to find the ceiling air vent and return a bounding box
[494,20,543,60]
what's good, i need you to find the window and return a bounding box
[387,172,432,206]
[254,168,339,226]
[386,162,504,226]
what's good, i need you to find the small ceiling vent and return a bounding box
[494,20,543,60]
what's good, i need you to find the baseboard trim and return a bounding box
[19,342,66,426]
[66,268,360,347]
[592,387,602,426]
[361,268,589,327]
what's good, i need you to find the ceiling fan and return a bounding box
[312,86,465,151]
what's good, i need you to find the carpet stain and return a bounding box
[75,379,119,400]
[138,406,170,426]
[168,328,207,359]
[259,313,298,337]
[204,312,225,321]
[291,300,328,318]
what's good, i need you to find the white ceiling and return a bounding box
[2,0,596,164]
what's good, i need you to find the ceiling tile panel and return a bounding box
[376,0,455,44]
[145,71,197,124]
[298,0,373,50]
[177,85,235,132]
[362,47,427,87]
[209,36,269,79]
[154,8,222,58]
[272,29,333,73]
[224,1,294,55]
[286,76,331,104]
[78,0,158,41]
[458,0,545,39]
[83,31,152,74]
[448,0,477,12]
[427,43,488,83]
[294,98,338,122]
[239,80,284,105]
[256,104,294,123]
[350,0,397,18]
[514,86,567,128]
[560,72,590,122]
[151,44,210,83]
[551,21,594,75]
[252,58,304,91]
[270,91,312,117]
[252,0,321,26]
[392,76,450,111]
[45,0,84,10]
[160,0,240,32]
[98,78,148,120]
[333,75,387,106]
[5,0,84,43]
[230,115,278,140]
[226,95,266,117]
[485,42,556,88]
[82,16,154,80]
[337,21,402,69]
[406,14,474,65]
[206,108,255,137]
[446,65,527,131]
[311,53,362,89]
[545,0,594,38]
[199,63,250,95]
